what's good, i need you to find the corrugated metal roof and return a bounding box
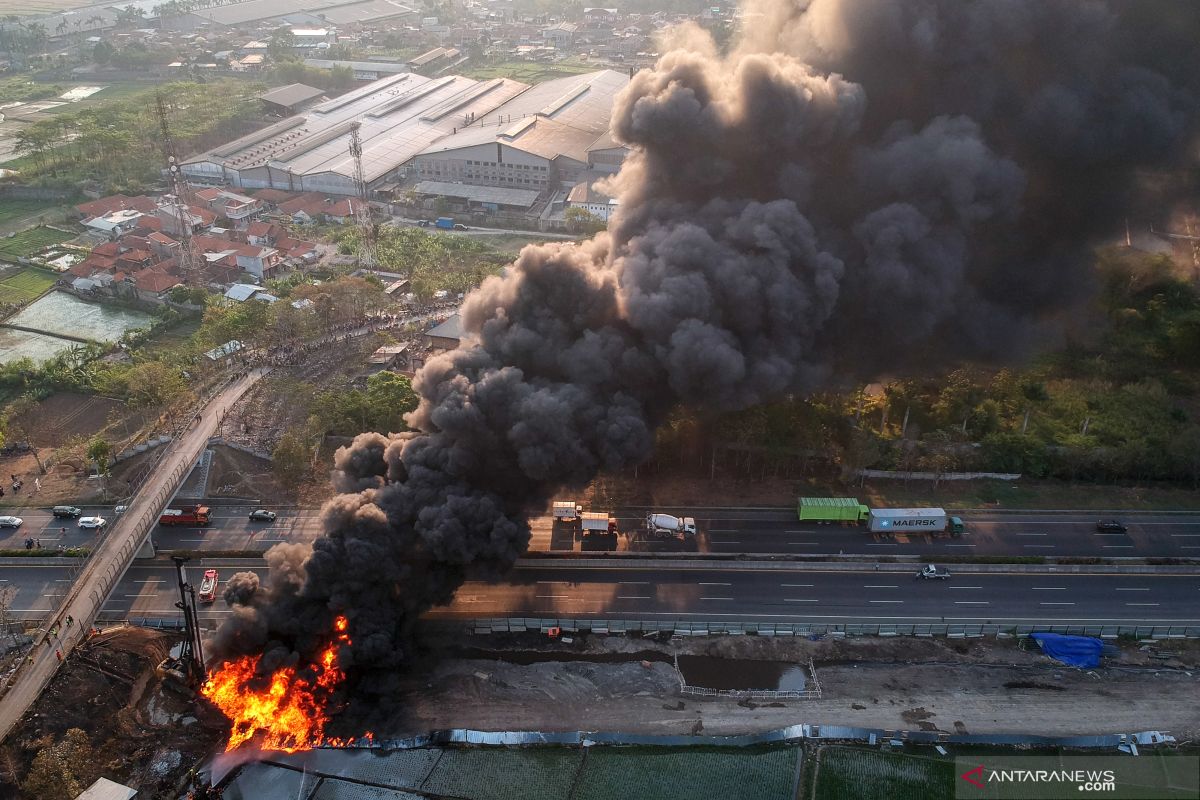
[75,777,137,800]
[259,83,325,108]
[413,181,540,208]
[426,314,463,341]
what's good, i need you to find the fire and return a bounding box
[201,615,353,753]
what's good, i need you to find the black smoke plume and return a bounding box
[208,0,1198,718]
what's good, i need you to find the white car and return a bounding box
[78,516,107,529]
[0,516,22,528]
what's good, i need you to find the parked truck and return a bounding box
[435,216,454,230]
[796,497,870,523]
[646,512,696,538]
[868,507,964,536]
[159,504,211,526]
[552,501,582,522]
[581,512,617,536]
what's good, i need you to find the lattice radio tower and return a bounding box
[349,122,377,268]
[155,92,202,286]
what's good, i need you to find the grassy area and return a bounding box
[0,226,74,261]
[574,746,799,800]
[461,59,598,82]
[420,748,581,800]
[473,232,581,255]
[812,747,953,800]
[0,198,63,227]
[0,266,57,303]
[39,82,163,114]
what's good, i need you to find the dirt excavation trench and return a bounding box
[396,631,1200,740]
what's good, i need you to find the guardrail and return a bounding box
[454,618,1200,640]
[675,653,822,700]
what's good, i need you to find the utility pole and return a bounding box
[155,92,201,287]
[349,123,376,268]
[171,556,205,685]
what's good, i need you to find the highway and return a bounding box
[7,503,1197,558]
[3,561,1197,627]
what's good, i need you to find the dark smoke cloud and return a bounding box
[208,0,1198,722]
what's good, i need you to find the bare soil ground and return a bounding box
[0,449,105,507]
[27,392,147,447]
[392,631,1200,741]
[0,627,226,799]
[206,445,289,502]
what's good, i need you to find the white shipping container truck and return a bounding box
[581,512,616,535]
[552,501,582,521]
[868,507,964,535]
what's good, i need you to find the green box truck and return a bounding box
[796,497,870,522]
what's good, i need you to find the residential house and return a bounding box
[246,221,283,247]
[75,194,156,220]
[235,245,282,279]
[132,268,181,300]
[542,22,577,47]
[251,188,295,209]
[83,208,144,239]
[426,313,463,351]
[566,180,618,221]
[225,283,276,303]
[193,187,263,225]
[155,202,217,236]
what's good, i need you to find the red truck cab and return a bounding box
[158,504,212,526]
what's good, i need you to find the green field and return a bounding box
[812,747,954,800]
[461,60,598,82]
[574,746,799,800]
[0,267,57,303]
[0,226,75,261]
[0,198,63,227]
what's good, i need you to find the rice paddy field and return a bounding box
[0,198,62,227]
[0,225,74,261]
[810,747,954,800]
[0,266,56,304]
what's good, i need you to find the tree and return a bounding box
[564,206,606,235]
[365,371,419,433]
[86,437,111,475]
[272,431,309,488]
[268,25,295,58]
[22,728,99,800]
[0,585,17,649]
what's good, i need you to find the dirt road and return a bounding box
[395,633,1200,740]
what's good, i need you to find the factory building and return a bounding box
[180,69,629,199]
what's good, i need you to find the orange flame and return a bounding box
[201,615,353,753]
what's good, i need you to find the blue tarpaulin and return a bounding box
[1029,633,1105,668]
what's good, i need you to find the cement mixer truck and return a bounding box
[646,512,697,538]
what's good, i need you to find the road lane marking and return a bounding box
[1115,588,1150,591]
[1103,545,1135,549]
[868,543,899,546]
[946,544,976,547]
[1171,534,1200,537]
[711,541,741,545]
[781,583,814,588]
[1039,602,1075,605]
[699,582,732,586]
[1032,587,1067,590]
[1016,533,1048,536]
[864,585,898,589]
[1125,603,1160,607]
[1023,545,1056,548]
[788,542,817,546]
[954,601,989,605]
[619,581,649,585]
[869,600,903,604]
[948,586,983,590]
[784,598,818,603]
[701,597,733,601]
[536,594,568,599]
[619,595,651,600]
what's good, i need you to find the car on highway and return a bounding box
[78,516,107,529]
[198,569,219,603]
[916,564,951,580]
[1096,519,1128,533]
[417,219,430,227]
[452,223,468,231]
[0,516,22,528]
[248,509,277,522]
[53,505,83,518]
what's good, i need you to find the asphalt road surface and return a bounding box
[10,503,1194,558]
[4,562,1197,627]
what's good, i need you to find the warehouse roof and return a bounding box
[426,314,464,341]
[412,180,540,209]
[317,0,414,24]
[259,83,325,108]
[416,69,628,163]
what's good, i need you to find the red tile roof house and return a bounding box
[235,245,282,280]
[74,194,156,220]
[132,268,181,300]
[194,187,263,225]
[245,221,284,247]
[251,188,295,209]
